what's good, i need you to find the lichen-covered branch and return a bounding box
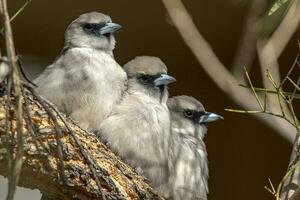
[0,91,163,200]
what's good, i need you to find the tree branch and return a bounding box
[0,92,163,200]
[257,0,300,89]
[161,0,296,143]
[232,0,268,81]
[0,0,25,199]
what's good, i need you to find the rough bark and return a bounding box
[0,92,163,200]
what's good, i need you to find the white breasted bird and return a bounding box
[34,12,127,131]
[166,95,223,200]
[98,56,176,188]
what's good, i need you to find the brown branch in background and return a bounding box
[0,0,25,199]
[232,0,267,81]
[257,0,300,89]
[161,0,296,142]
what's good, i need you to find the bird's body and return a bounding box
[99,88,171,185]
[35,48,126,130]
[98,56,175,186]
[165,95,223,200]
[167,118,209,200]
[34,12,126,131]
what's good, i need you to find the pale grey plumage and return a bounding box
[0,57,9,83]
[34,12,127,132]
[165,95,223,200]
[98,56,175,187]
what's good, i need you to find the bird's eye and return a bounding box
[138,75,150,82]
[83,24,93,30]
[184,110,194,118]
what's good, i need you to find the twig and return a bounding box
[25,86,68,187]
[225,108,295,126]
[280,54,299,88]
[265,178,277,196]
[239,84,300,99]
[277,159,300,200]
[287,77,300,92]
[9,0,31,23]
[266,71,286,117]
[244,68,264,110]
[0,0,24,199]
[224,109,262,114]
[0,0,32,33]
[17,58,37,87]
[290,76,300,102]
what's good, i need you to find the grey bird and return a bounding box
[34,12,127,131]
[165,95,223,200]
[98,56,176,188]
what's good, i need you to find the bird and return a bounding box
[34,12,127,132]
[98,56,176,188]
[165,95,223,200]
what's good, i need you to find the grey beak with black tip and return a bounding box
[153,74,176,86]
[100,22,122,35]
[199,112,223,124]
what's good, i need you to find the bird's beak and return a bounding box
[99,22,122,35]
[199,112,224,124]
[153,74,176,86]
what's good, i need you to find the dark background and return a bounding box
[1,0,299,199]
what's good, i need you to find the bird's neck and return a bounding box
[127,83,168,105]
[64,44,114,57]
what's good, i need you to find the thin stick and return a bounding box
[244,68,264,110]
[25,86,68,187]
[280,54,299,88]
[0,0,32,32]
[291,76,300,102]
[0,1,24,199]
[239,84,300,99]
[10,0,31,22]
[224,109,262,114]
[287,77,300,92]
[225,108,295,126]
[277,159,300,200]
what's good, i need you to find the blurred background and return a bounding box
[0,0,299,199]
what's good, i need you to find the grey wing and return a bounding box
[34,49,92,114]
[34,56,67,111]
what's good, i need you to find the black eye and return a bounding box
[184,110,194,118]
[83,23,93,30]
[138,75,150,82]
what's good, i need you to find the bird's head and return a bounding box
[64,12,121,52]
[168,95,223,138]
[124,56,176,101]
